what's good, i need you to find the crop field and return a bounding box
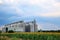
[0,32,60,40]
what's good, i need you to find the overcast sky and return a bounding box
[0,0,60,30]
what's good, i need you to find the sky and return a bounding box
[0,0,60,30]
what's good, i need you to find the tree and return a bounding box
[38,29,42,32]
[8,30,14,33]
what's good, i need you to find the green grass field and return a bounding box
[0,32,60,40]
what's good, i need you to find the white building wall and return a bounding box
[29,22,38,32]
[7,22,25,32]
[2,27,6,32]
[29,23,34,32]
[2,20,38,32]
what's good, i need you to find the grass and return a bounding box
[0,32,60,40]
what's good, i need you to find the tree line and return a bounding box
[38,30,60,32]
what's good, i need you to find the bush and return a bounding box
[0,30,2,33]
[8,30,14,33]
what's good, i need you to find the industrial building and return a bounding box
[2,20,38,32]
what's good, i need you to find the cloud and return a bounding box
[38,23,60,30]
[38,12,60,17]
[0,0,60,17]
[0,0,60,30]
[0,0,3,4]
